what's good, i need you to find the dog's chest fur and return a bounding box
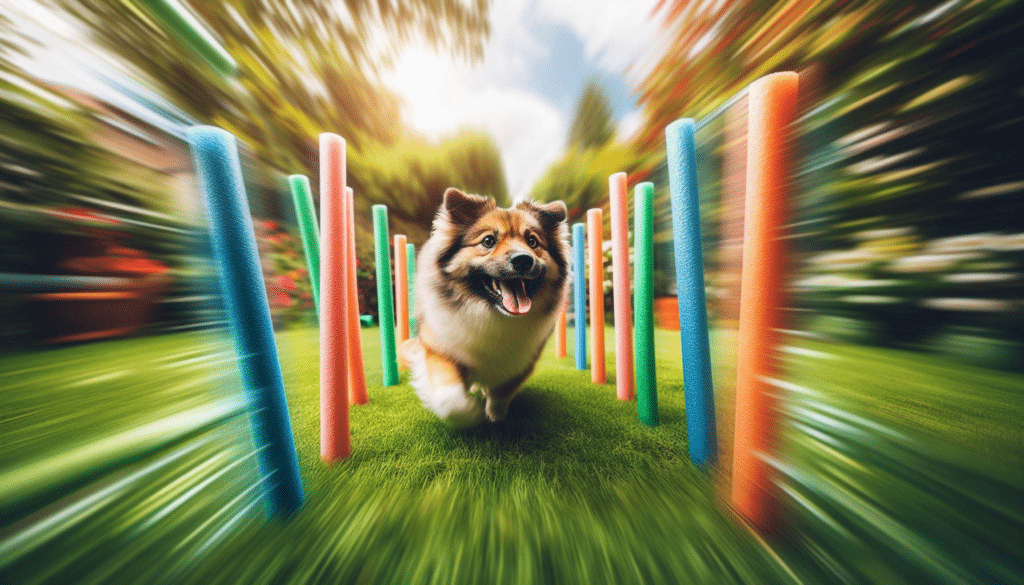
[421,291,558,388]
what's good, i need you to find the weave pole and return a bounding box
[319,133,350,463]
[572,223,587,370]
[185,126,303,514]
[609,172,635,400]
[666,118,717,466]
[407,242,417,337]
[373,205,400,386]
[586,209,606,383]
[554,298,567,358]
[288,175,320,317]
[345,187,368,405]
[394,235,409,345]
[731,72,798,531]
[633,182,658,426]
[136,0,236,75]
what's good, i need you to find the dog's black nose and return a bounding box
[510,253,534,273]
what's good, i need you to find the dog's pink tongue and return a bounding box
[499,279,532,315]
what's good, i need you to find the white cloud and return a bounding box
[386,49,566,201]
[382,0,668,202]
[534,0,665,75]
[617,109,643,141]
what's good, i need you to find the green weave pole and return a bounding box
[373,205,399,386]
[406,242,417,337]
[288,175,319,317]
[136,0,237,76]
[634,182,659,426]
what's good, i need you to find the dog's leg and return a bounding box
[483,365,535,422]
[401,338,484,428]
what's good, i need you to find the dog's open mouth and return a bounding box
[478,275,540,316]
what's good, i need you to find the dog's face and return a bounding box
[431,188,569,317]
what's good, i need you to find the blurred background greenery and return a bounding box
[1,0,1022,583]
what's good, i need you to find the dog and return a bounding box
[399,187,569,427]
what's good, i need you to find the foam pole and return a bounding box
[666,118,717,465]
[573,223,587,370]
[554,296,567,358]
[634,182,658,426]
[732,72,798,531]
[345,187,368,405]
[586,209,606,383]
[319,133,350,463]
[373,205,400,386]
[136,0,236,76]
[185,126,303,514]
[394,235,409,345]
[288,174,320,317]
[609,172,635,400]
[407,242,417,337]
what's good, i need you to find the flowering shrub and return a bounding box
[254,219,315,328]
[54,208,169,277]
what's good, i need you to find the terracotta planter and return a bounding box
[654,296,680,330]
[29,274,169,344]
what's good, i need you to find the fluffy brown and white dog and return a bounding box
[399,188,569,427]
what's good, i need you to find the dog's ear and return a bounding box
[535,200,567,224]
[520,200,567,229]
[442,188,493,227]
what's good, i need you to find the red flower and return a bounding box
[278,275,296,291]
[274,292,293,307]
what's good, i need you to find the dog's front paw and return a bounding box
[429,383,485,428]
[485,396,511,422]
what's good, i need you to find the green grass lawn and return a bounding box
[2,325,1021,584]
[189,326,793,584]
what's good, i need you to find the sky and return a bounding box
[381,0,665,201]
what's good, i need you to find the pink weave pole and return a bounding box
[609,172,635,400]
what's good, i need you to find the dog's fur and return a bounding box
[399,188,569,427]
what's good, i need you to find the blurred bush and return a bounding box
[631,0,1024,364]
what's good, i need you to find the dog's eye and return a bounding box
[526,235,539,248]
[481,235,497,248]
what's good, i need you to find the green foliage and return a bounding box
[638,0,1024,345]
[530,142,638,223]
[350,131,509,252]
[568,80,615,149]
[253,219,315,328]
[52,0,492,177]
[0,16,160,215]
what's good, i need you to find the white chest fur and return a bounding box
[422,294,557,388]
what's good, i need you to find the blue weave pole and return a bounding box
[665,118,718,466]
[186,126,304,515]
[573,223,587,370]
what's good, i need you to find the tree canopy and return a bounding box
[567,80,616,150]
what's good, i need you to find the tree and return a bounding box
[51,0,492,176]
[0,12,160,215]
[568,80,616,149]
[634,0,1024,345]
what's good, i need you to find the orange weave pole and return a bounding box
[319,133,350,462]
[731,72,798,531]
[394,234,409,345]
[554,294,567,358]
[345,187,368,406]
[587,208,606,384]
